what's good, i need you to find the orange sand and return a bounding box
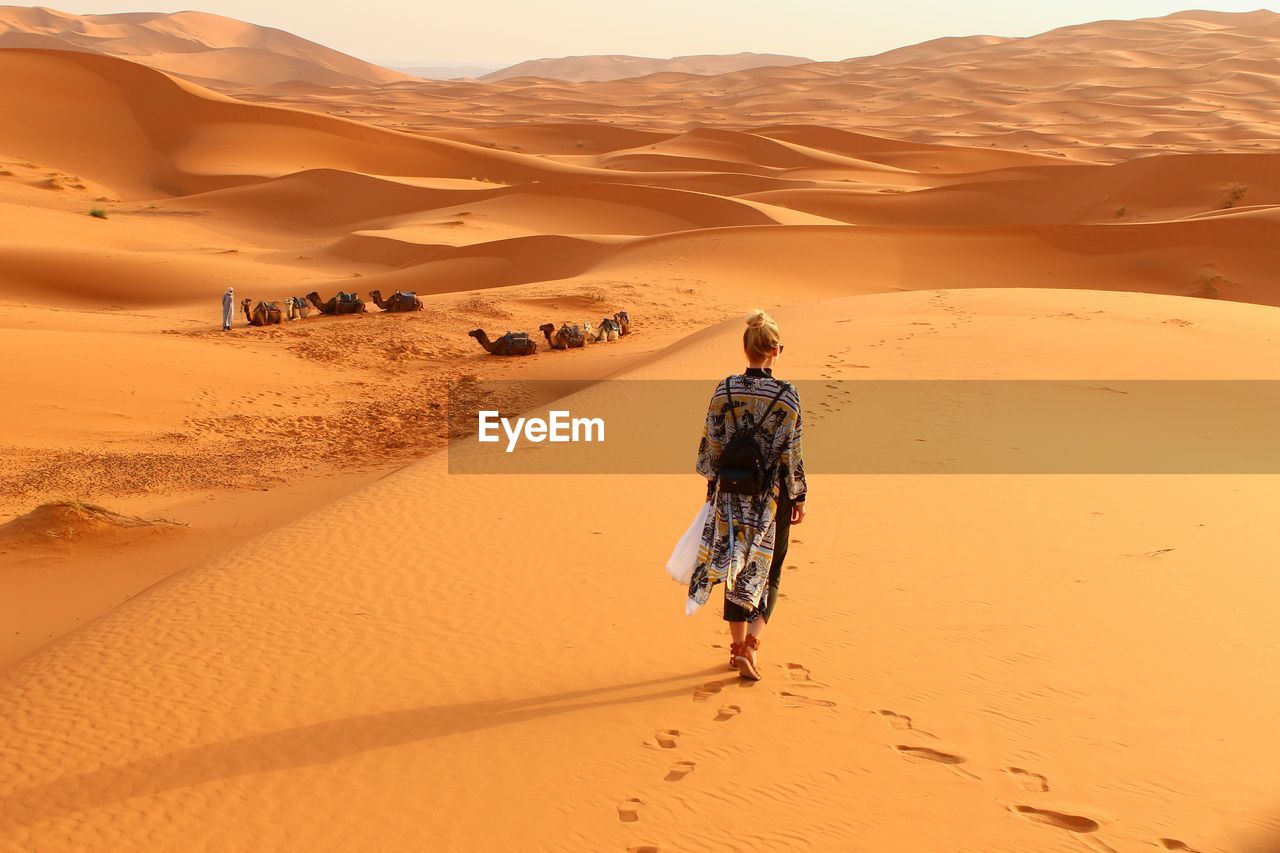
[482,53,814,83]
[2,10,1280,851]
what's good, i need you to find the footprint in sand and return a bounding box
[785,663,811,682]
[894,745,966,765]
[714,704,741,722]
[617,798,643,823]
[1157,840,1202,852]
[693,681,726,702]
[655,729,680,749]
[1005,766,1050,793]
[778,691,836,708]
[665,761,696,782]
[876,710,917,732]
[1012,805,1100,834]
[896,745,982,780]
[626,847,660,853]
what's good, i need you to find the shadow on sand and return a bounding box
[0,667,725,826]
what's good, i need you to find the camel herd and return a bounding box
[469,312,632,356]
[235,290,631,358]
[238,290,425,326]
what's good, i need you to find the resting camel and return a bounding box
[283,296,312,320]
[593,317,621,342]
[614,311,632,336]
[306,290,367,316]
[539,322,586,350]
[241,298,283,326]
[369,289,424,313]
[468,329,538,356]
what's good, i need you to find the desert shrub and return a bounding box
[1223,182,1247,208]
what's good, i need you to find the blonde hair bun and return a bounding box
[743,309,781,359]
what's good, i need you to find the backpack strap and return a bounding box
[749,383,790,439]
[725,377,789,437]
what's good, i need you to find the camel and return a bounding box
[369,289,424,313]
[539,322,586,350]
[283,296,312,320]
[468,329,538,356]
[241,298,283,326]
[614,311,632,336]
[306,290,367,316]
[593,317,621,342]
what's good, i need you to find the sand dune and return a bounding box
[228,10,1280,162]
[0,49,605,199]
[428,122,673,155]
[190,173,784,235]
[482,52,813,83]
[0,5,411,86]
[0,46,1275,319]
[1,44,1276,308]
[745,152,1280,225]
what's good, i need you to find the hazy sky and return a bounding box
[43,1,1277,66]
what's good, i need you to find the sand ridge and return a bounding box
[482,52,814,83]
[0,5,414,86]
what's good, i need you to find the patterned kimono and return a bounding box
[689,371,807,616]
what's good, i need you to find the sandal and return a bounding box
[733,634,762,681]
[728,641,744,671]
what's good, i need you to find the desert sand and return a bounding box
[2,8,1280,851]
[481,53,814,83]
[0,5,412,86]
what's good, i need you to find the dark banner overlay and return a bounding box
[446,379,1280,474]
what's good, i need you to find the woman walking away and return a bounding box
[690,309,807,680]
[222,287,234,331]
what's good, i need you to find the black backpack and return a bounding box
[716,380,789,496]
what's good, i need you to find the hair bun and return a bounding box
[742,308,781,358]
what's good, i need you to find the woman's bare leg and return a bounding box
[729,621,748,645]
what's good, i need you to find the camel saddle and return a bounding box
[559,323,584,345]
[337,291,360,303]
[501,331,530,344]
[392,291,417,300]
